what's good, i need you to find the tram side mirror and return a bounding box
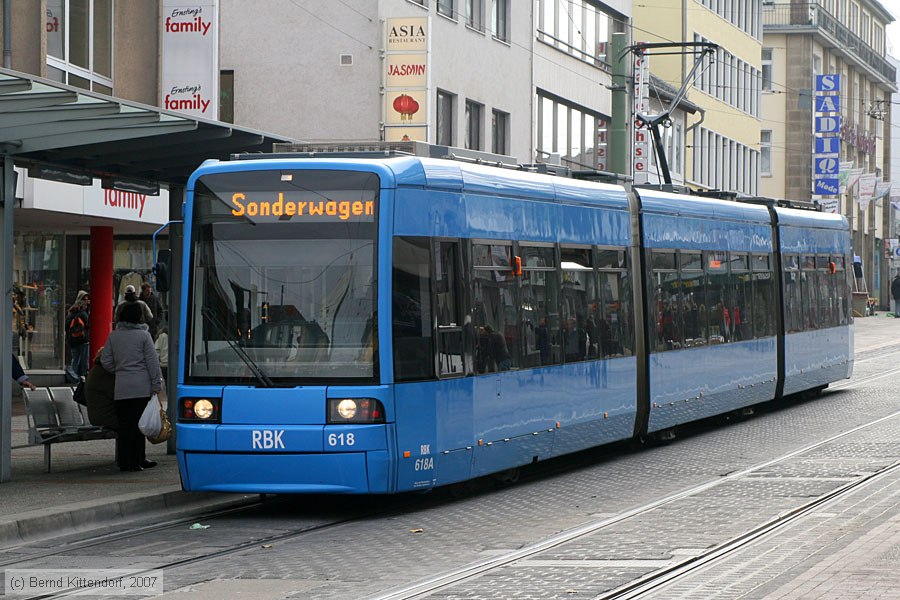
[155,248,172,293]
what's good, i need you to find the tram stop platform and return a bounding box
[0,390,254,547]
[1,313,900,598]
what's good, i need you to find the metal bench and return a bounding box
[20,387,117,472]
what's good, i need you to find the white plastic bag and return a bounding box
[138,393,162,438]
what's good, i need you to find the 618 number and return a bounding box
[327,433,355,447]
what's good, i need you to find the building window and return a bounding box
[492,109,509,155]
[760,130,772,176]
[438,0,455,18]
[437,90,454,146]
[537,0,618,67]
[492,0,509,41]
[466,0,483,30]
[46,0,113,94]
[536,92,607,169]
[466,100,483,150]
[220,70,234,123]
[408,0,427,5]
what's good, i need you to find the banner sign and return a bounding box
[384,17,430,142]
[632,47,650,185]
[858,174,877,210]
[812,74,840,197]
[813,179,840,196]
[817,198,840,213]
[160,0,219,119]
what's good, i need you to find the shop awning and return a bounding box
[0,69,294,185]
[0,68,299,482]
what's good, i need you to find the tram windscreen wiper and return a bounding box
[200,307,274,388]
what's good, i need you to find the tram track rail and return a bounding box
[370,361,900,600]
[9,501,398,600]
[7,350,898,599]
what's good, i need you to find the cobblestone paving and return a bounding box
[5,327,900,599]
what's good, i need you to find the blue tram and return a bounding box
[174,154,852,494]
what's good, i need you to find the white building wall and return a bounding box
[218,0,535,161]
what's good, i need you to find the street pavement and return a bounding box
[1,313,900,599]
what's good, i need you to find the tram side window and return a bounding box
[730,253,751,341]
[650,251,679,352]
[816,255,835,328]
[521,244,560,367]
[560,246,593,362]
[783,255,802,333]
[751,254,776,338]
[801,255,817,330]
[392,236,434,381]
[705,251,730,344]
[472,243,519,372]
[680,251,705,347]
[835,256,849,325]
[435,240,465,376]
[597,248,633,357]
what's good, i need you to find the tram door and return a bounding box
[434,240,466,376]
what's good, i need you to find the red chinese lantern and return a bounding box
[393,94,419,122]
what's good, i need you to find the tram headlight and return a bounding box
[327,398,386,424]
[336,399,358,419]
[180,397,220,422]
[194,399,215,419]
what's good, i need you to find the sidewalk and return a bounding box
[0,314,897,548]
[0,395,253,547]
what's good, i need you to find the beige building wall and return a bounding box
[633,0,762,194]
[113,0,159,106]
[0,0,45,75]
[759,33,786,198]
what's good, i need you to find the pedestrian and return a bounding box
[114,284,153,327]
[65,290,90,382]
[140,282,163,340]
[891,273,900,318]
[100,302,162,472]
[10,354,36,391]
[154,326,168,381]
[84,346,120,466]
[85,347,118,430]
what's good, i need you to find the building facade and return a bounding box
[217,0,630,171]
[1,1,166,376]
[2,0,641,376]
[760,0,896,306]
[633,0,765,196]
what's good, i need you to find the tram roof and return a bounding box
[0,67,296,187]
[775,206,849,230]
[636,186,772,224]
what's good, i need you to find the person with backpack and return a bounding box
[65,290,90,382]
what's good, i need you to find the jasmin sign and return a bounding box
[384,17,430,142]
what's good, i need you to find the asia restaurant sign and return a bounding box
[384,17,429,143]
[160,0,219,119]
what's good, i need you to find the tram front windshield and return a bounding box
[186,169,378,385]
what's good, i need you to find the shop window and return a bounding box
[13,234,63,370]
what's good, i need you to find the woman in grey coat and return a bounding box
[101,302,163,472]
